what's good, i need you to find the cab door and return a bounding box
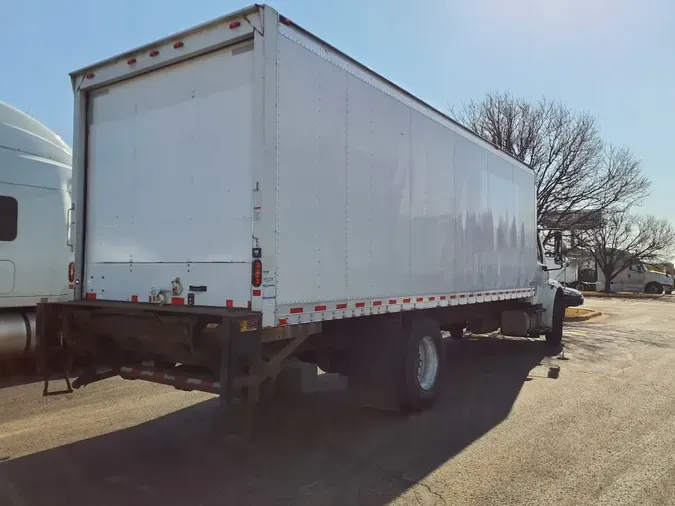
[623,263,645,292]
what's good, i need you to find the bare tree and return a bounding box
[575,211,675,292]
[452,92,651,242]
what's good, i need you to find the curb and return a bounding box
[581,292,669,300]
[565,310,602,322]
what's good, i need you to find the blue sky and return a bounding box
[2,0,673,221]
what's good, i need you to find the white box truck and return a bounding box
[37,5,565,412]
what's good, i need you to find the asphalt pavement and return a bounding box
[1,298,674,506]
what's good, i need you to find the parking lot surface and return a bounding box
[1,297,674,506]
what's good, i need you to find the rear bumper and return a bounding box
[36,300,262,399]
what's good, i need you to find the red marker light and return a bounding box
[173,41,184,49]
[85,73,95,79]
[68,262,75,282]
[279,16,291,26]
[127,58,137,65]
[252,259,263,287]
[149,50,159,57]
[229,21,241,29]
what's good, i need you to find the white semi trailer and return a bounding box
[37,5,564,413]
[0,102,74,364]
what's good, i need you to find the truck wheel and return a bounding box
[645,282,663,294]
[347,316,445,412]
[400,316,445,411]
[544,292,564,349]
[573,282,586,291]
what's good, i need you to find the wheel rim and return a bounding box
[417,336,439,391]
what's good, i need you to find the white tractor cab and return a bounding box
[0,101,74,363]
[545,254,673,295]
[598,262,673,295]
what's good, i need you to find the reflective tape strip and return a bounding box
[276,288,536,326]
[120,367,220,391]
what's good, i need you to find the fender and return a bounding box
[533,279,563,331]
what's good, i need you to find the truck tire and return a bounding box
[348,316,445,412]
[544,292,564,349]
[573,282,586,291]
[400,316,446,411]
[645,282,663,294]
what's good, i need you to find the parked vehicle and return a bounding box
[548,257,673,295]
[646,263,675,294]
[0,102,74,362]
[546,256,581,289]
[36,5,565,414]
[596,262,672,294]
[578,268,598,291]
[562,287,584,308]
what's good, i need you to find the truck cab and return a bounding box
[0,101,74,360]
[599,262,673,294]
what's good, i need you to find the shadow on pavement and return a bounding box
[563,318,673,366]
[0,358,42,389]
[0,337,557,506]
[0,358,92,390]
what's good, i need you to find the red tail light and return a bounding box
[252,259,262,287]
[68,262,75,283]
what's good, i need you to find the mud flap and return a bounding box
[219,314,263,407]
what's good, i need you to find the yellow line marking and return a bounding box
[565,330,588,337]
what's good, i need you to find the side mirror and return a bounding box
[553,231,564,266]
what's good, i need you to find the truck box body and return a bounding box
[72,5,537,331]
[36,4,565,411]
